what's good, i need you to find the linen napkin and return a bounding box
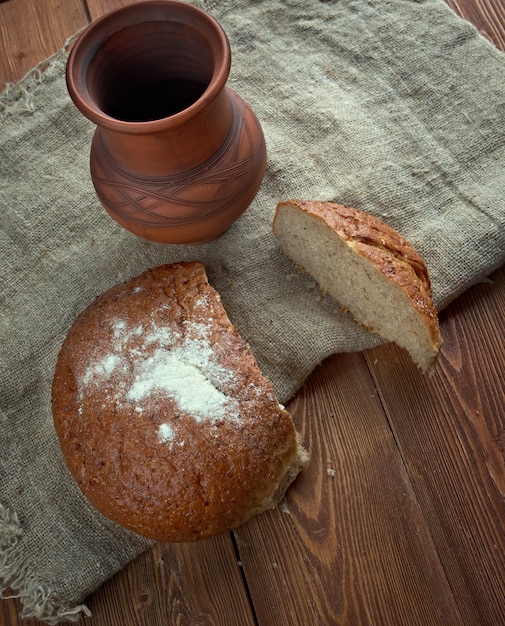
[1,0,505,621]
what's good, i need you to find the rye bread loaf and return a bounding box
[52,262,308,542]
[273,200,442,372]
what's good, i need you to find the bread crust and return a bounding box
[273,200,442,368]
[52,262,305,542]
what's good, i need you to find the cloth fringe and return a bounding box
[1,24,94,625]
[0,2,213,119]
[0,1,218,119]
[0,503,91,624]
[0,29,84,121]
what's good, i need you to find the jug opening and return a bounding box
[86,21,214,123]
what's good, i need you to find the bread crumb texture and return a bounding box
[273,200,442,373]
[52,262,306,542]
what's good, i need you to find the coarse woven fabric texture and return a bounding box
[1,0,505,621]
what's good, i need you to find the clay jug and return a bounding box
[66,1,267,244]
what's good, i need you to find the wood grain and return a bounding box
[236,352,462,625]
[1,528,255,626]
[0,0,86,86]
[86,537,256,626]
[446,0,505,48]
[1,1,505,625]
[365,265,505,626]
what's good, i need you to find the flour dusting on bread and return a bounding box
[52,262,308,542]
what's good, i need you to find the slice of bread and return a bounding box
[52,262,308,542]
[273,200,442,372]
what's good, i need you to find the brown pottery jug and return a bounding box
[66,0,267,244]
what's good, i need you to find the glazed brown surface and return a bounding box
[52,263,302,541]
[65,2,266,244]
[2,1,505,625]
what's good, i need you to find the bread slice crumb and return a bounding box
[273,200,442,373]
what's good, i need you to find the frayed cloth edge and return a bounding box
[0,3,217,121]
[0,28,85,121]
[0,2,222,120]
[0,502,91,624]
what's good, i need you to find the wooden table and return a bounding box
[1,1,504,624]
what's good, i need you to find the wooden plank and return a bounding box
[365,267,505,625]
[446,0,505,49]
[0,0,87,87]
[362,0,505,619]
[1,535,255,625]
[234,352,462,625]
[1,0,504,624]
[86,537,256,625]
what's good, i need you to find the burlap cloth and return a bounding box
[1,0,505,621]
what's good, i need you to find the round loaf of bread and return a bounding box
[273,200,442,372]
[52,262,307,542]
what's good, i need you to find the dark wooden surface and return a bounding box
[1,0,504,624]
